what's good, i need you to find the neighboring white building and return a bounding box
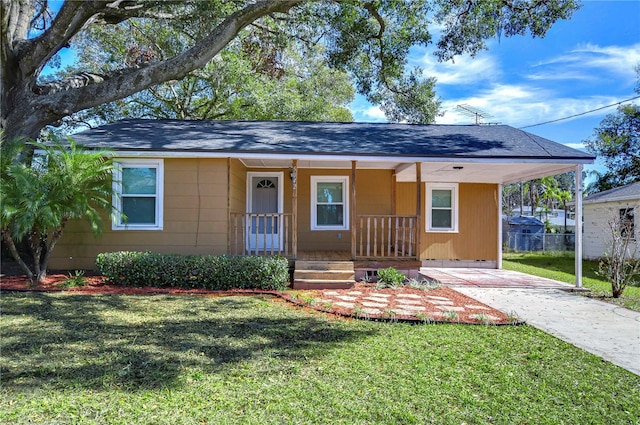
[583,181,640,259]
[510,207,575,231]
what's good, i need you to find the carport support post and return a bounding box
[575,165,583,288]
[498,184,503,269]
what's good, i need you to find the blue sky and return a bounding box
[351,0,640,162]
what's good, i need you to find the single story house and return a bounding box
[51,119,594,286]
[583,181,640,259]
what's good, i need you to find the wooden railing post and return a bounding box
[354,214,418,259]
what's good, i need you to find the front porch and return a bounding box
[295,251,422,289]
[228,213,420,261]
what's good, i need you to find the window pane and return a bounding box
[620,208,635,237]
[317,205,344,226]
[122,197,156,224]
[123,168,157,194]
[316,182,343,203]
[431,209,452,229]
[432,190,451,208]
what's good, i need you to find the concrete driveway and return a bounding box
[422,268,640,376]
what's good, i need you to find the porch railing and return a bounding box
[229,212,293,256]
[356,214,418,259]
[229,212,417,259]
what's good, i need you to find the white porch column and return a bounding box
[498,184,503,269]
[575,165,583,288]
[351,160,357,260]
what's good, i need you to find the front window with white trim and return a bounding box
[311,176,349,230]
[113,159,164,230]
[426,183,458,232]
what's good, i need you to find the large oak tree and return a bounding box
[2,0,580,140]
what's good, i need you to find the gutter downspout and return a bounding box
[575,165,583,288]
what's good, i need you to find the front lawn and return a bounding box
[503,251,640,312]
[1,292,638,424]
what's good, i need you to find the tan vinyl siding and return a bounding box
[50,158,230,270]
[229,159,247,213]
[50,159,498,269]
[297,168,393,251]
[421,183,498,261]
[397,182,498,261]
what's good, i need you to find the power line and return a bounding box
[519,95,640,129]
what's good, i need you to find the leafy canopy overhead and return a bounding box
[57,22,357,132]
[1,0,580,140]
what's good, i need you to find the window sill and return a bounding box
[112,225,163,231]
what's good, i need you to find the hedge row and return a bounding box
[96,251,290,291]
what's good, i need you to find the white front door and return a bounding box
[247,172,283,252]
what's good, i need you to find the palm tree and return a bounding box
[1,135,114,283]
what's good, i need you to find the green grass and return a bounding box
[503,251,640,312]
[2,292,639,424]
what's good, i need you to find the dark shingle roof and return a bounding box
[70,119,593,161]
[584,181,640,204]
[505,216,545,226]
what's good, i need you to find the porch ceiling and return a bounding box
[240,158,578,185]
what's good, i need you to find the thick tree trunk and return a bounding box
[38,220,68,282]
[1,230,34,281]
[29,231,43,283]
[1,0,302,140]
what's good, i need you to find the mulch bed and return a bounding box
[0,272,520,325]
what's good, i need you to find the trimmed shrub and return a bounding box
[96,251,289,291]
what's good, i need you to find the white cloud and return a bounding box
[436,84,621,128]
[411,49,501,85]
[563,142,586,150]
[362,106,386,121]
[528,43,640,83]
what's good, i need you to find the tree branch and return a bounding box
[31,1,302,119]
[364,2,385,40]
[15,1,185,88]
[14,1,101,85]
[1,229,34,280]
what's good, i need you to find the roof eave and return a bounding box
[103,148,595,164]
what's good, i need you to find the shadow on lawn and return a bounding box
[1,292,373,392]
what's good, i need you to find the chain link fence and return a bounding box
[503,232,575,252]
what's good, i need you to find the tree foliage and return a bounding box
[54,20,355,131]
[584,65,640,193]
[502,173,574,222]
[0,135,114,283]
[584,103,640,193]
[2,0,580,140]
